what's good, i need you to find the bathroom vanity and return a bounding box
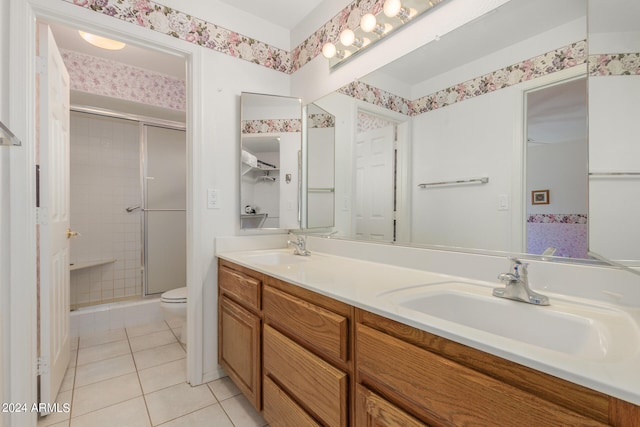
[217,248,640,426]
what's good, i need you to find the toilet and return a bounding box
[160,286,187,344]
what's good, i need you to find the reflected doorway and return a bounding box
[525,77,588,258]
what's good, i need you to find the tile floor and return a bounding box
[38,319,268,427]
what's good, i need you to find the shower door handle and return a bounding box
[126,205,141,213]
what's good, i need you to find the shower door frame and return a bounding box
[141,122,187,296]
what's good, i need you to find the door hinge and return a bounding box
[37,357,49,375]
[35,207,47,225]
[36,56,47,75]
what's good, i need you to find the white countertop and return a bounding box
[216,246,640,406]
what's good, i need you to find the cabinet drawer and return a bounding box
[263,375,321,427]
[219,296,261,410]
[356,324,606,426]
[264,324,348,427]
[219,265,261,311]
[355,384,427,427]
[264,285,349,363]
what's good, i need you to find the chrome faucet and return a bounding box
[287,234,310,256]
[493,257,549,305]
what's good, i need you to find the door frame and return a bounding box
[514,65,588,253]
[8,1,204,423]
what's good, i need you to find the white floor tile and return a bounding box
[59,367,75,393]
[126,320,170,338]
[220,394,267,427]
[36,390,72,427]
[156,403,233,427]
[74,354,136,388]
[68,350,77,369]
[71,373,142,417]
[129,330,177,353]
[78,329,126,349]
[69,396,150,427]
[145,382,216,426]
[76,339,130,366]
[208,376,241,402]
[138,359,186,395]
[133,342,185,370]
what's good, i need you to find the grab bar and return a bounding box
[418,177,489,188]
[125,206,141,213]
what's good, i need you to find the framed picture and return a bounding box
[531,189,549,205]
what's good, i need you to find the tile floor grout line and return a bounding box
[125,322,155,427]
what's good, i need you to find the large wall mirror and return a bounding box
[240,92,302,230]
[305,0,640,268]
[587,0,640,266]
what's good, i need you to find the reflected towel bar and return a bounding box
[308,187,335,193]
[589,172,640,177]
[418,177,489,188]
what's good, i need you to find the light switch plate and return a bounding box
[497,194,509,211]
[207,189,220,209]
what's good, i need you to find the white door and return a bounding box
[38,23,71,413]
[355,125,395,240]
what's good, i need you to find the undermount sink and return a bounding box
[243,251,312,266]
[380,282,638,361]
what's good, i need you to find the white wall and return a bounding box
[527,141,588,215]
[199,49,290,379]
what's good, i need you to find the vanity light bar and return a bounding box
[322,0,448,68]
[418,177,489,188]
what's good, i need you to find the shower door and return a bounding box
[144,125,186,295]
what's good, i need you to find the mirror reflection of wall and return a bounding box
[240,92,302,230]
[587,0,640,265]
[306,0,590,260]
[525,77,588,259]
[306,104,335,229]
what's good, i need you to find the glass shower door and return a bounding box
[144,125,186,295]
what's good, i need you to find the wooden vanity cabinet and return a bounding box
[218,260,263,410]
[355,308,639,427]
[217,259,640,426]
[262,276,354,427]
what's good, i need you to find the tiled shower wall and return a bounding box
[69,112,142,308]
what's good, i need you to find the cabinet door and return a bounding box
[355,384,427,427]
[219,296,261,410]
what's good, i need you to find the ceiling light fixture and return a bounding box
[321,0,446,68]
[78,31,126,50]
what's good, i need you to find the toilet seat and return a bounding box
[161,286,187,303]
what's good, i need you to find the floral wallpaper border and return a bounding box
[241,119,302,134]
[308,113,335,128]
[588,53,640,76]
[61,49,187,111]
[64,0,413,74]
[527,214,588,224]
[339,41,588,117]
[65,0,292,73]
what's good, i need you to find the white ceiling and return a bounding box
[48,22,186,79]
[217,0,325,30]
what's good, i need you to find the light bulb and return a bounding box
[383,0,402,17]
[322,42,337,59]
[360,13,377,33]
[339,29,355,47]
